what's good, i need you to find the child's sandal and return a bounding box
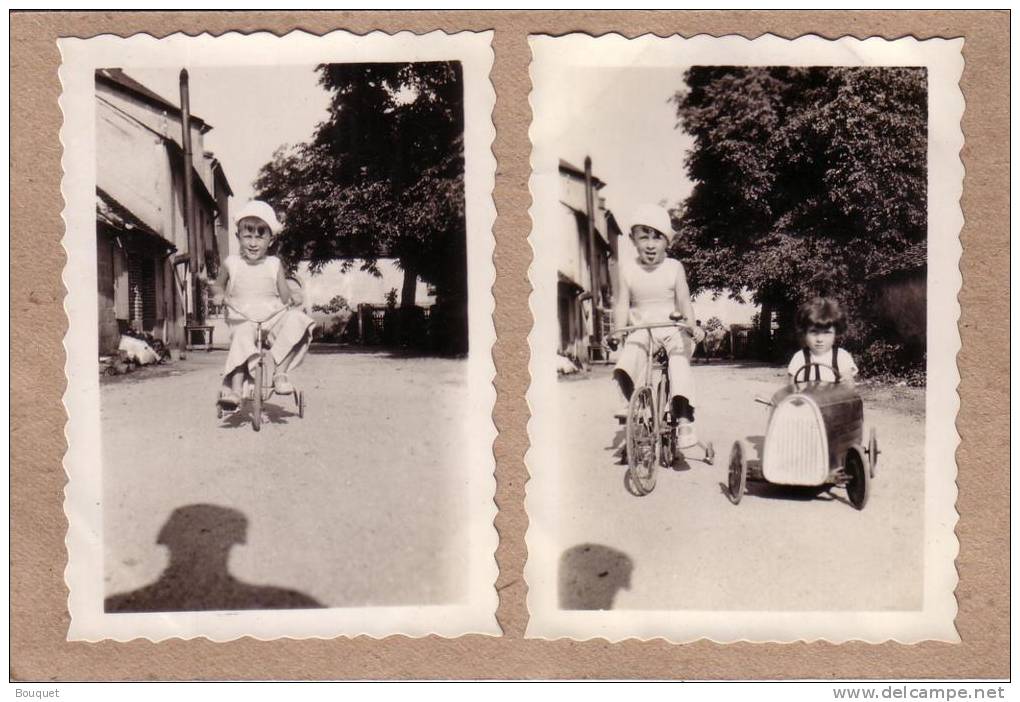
[217,390,241,410]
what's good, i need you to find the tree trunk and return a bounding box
[401,265,417,309]
[757,301,773,360]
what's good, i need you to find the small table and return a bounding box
[185,324,215,351]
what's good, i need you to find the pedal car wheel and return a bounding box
[727,440,748,505]
[251,363,263,432]
[626,386,658,495]
[844,445,870,510]
[867,428,879,478]
[296,390,304,418]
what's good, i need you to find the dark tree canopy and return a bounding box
[253,61,467,351]
[671,66,927,351]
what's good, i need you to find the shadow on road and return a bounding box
[307,342,466,360]
[105,504,322,613]
[218,399,301,430]
[558,543,633,610]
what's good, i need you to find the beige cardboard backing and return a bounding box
[10,10,1009,679]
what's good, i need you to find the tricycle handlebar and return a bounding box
[612,321,694,335]
[223,302,288,326]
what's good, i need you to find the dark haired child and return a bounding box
[787,297,858,384]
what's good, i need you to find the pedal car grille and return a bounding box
[762,396,829,485]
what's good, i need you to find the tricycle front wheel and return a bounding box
[626,386,658,496]
[251,363,263,432]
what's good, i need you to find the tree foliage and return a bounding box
[253,61,467,351]
[671,66,927,352]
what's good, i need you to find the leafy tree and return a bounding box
[311,294,350,315]
[671,66,927,356]
[254,61,467,353]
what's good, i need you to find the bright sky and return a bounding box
[549,65,756,325]
[552,66,695,221]
[126,65,331,207]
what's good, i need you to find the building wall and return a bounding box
[97,98,178,242]
[95,81,213,197]
[559,176,608,244]
[96,81,223,350]
[555,170,614,360]
[96,231,120,355]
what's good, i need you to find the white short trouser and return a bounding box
[223,308,315,377]
[614,327,696,407]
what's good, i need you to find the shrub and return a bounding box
[857,340,926,386]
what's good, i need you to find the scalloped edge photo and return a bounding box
[524,33,962,643]
[60,29,498,642]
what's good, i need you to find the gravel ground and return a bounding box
[101,346,470,609]
[553,362,925,611]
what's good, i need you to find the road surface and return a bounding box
[554,362,925,611]
[100,346,469,609]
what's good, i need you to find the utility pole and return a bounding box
[179,68,202,327]
[583,156,602,348]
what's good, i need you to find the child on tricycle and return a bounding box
[608,203,706,449]
[207,200,315,412]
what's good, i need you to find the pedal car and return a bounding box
[727,362,879,510]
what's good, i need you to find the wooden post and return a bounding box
[179,69,202,326]
[583,156,602,349]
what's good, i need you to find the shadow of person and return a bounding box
[607,428,627,465]
[558,544,633,610]
[218,399,298,430]
[105,504,322,613]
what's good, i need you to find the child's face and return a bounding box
[631,225,668,265]
[237,217,273,262]
[805,325,836,355]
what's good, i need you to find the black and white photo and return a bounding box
[61,30,497,640]
[526,33,962,643]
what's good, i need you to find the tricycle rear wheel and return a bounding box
[867,428,879,478]
[727,440,748,505]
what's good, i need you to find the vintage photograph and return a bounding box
[61,31,497,640]
[526,34,962,642]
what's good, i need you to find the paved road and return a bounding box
[555,363,925,611]
[101,347,469,609]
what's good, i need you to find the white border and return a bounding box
[60,30,498,641]
[525,33,963,643]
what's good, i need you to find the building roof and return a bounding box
[96,68,212,133]
[96,187,176,252]
[207,154,234,197]
[559,159,606,190]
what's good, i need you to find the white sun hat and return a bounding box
[233,200,283,235]
[628,203,675,242]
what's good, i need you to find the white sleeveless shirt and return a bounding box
[622,257,681,325]
[224,254,285,322]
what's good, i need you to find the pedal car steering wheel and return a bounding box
[792,362,838,386]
